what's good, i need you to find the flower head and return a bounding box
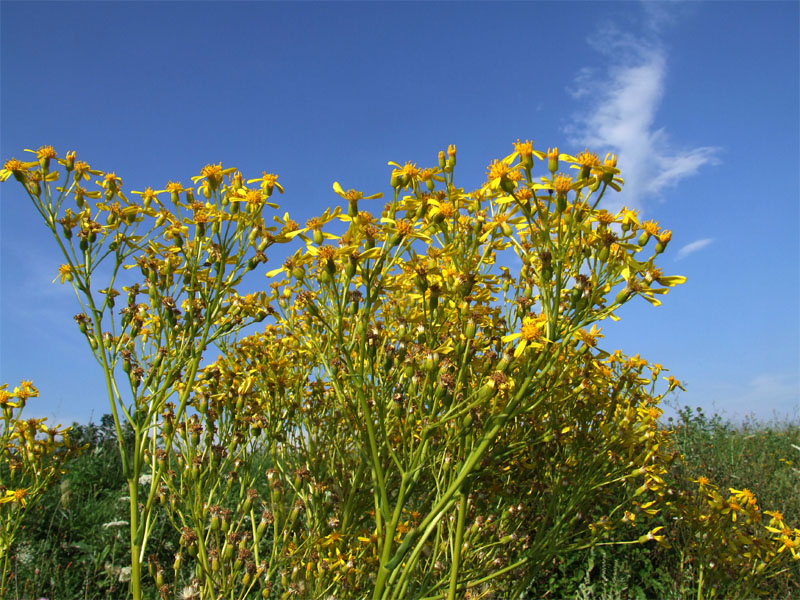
[553,174,573,196]
[487,160,510,181]
[575,150,599,168]
[514,139,533,157]
[0,158,31,182]
[389,161,422,190]
[35,146,57,161]
[501,313,547,357]
[54,264,75,284]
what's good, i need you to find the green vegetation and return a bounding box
[7,409,798,600]
[524,407,800,600]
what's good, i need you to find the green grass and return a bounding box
[6,408,799,599]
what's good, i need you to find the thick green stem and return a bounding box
[128,478,142,600]
[447,493,468,600]
[373,475,410,600]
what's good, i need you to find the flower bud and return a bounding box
[654,230,672,255]
[615,287,632,304]
[547,148,559,173]
[500,178,516,194]
[464,318,476,340]
[496,352,513,373]
[446,144,457,170]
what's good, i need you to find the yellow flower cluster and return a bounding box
[4,141,793,600]
[0,382,80,595]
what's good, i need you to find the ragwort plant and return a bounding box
[1,149,292,600]
[176,141,689,599]
[1,142,685,599]
[0,381,80,597]
[7,141,795,599]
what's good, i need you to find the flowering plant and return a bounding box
[0,381,80,597]
[3,141,796,599]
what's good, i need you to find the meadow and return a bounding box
[5,409,799,599]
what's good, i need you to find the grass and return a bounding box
[6,407,799,599]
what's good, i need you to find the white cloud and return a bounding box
[676,237,713,260]
[708,372,800,423]
[565,15,720,211]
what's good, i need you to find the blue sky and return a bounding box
[1,1,797,426]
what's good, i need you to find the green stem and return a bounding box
[697,564,704,600]
[373,474,410,600]
[446,493,468,600]
[128,478,142,600]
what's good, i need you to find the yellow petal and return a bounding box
[659,275,687,286]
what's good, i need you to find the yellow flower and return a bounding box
[730,487,758,506]
[512,139,536,170]
[723,499,742,522]
[34,145,57,161]
[484,156,519,192]
[101,172,121,190]
[131,186,165,208]
[331,181,382,203]
[72,160,102,182]
[247,172,284,197]
[199,163,223,184]
[0,488,28,506]
[665,375,686,392]
[320,531,344,547]
[575,149,599,168]
[641,220,660,236]
[53,264,75,284]
[487,159,509,181]
[0,158,32,182]
[619,207,639,228]
[165,180,184,194]
[388,161,422,190]
[24,145,58,170]
[553,174,573,196]
[333,181,384,219]
[14,381,38,401]
[574,325,603,348]
[777,534,800,559]
[765,510,785,524]
[501,313,547,357]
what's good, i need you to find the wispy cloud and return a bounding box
[565,12,720,210]
[707,372,800,422]
[676,237,713,260]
